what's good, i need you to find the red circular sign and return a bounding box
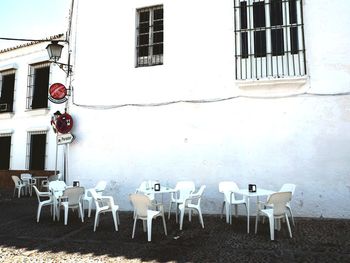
[49,83,67,100]
[55,113,73,134]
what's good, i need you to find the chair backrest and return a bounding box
[48,174,59,182]
[20,173,32,180]
[63,187,85,206]
[279,184,296,196]
[90,188,106,209]
[218,181,240,202]
[192,185,206,206]
[175,181,195,200]
[266,192,292,216]
[32,185,50,203]
[95,180,107,192]
[11,175,22,186]
[129,193,152,218]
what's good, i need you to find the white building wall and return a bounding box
[0,43,67,173]
[69,0,350,218]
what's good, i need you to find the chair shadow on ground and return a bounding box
[0,191,349,262]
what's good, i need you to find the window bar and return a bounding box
[265,1,269,78]
[284,0,291,76]
[234,1,238,79]
[290,2,297,76]
[248,0,253,79]
[296,0,302,75]
[299,0,306,75]
[280,1,285,77]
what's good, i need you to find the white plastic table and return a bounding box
[230,188,275,233]
[137,186,177,219]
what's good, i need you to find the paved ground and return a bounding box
[0,190,349,263]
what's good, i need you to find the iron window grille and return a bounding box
[26,62,51,110]
[0,133,12,169]
[26,130,48,170]
[234,0,306,80]
[136,5,164,67]
[0,69,16,113]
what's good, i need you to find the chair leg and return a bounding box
[64,205,68,225]
[147,217,153,242]
[268,215,275,241]
[112,211,118,231]
[37,204,43,223]
[285,214,292,238]
[94,212,99,231]
[179,206,185,230]
[79,204,84,223]
[198,208,204,228]
[225,202,230,223]
[189,209,192,222]
[142,220,147,232]
[132,218,137,238]
[168,201,172,219]
[220,201,225,219]
[287,205,295,226]
[255,212,259,234]
[88,200,92,218]
[162,214,168,236]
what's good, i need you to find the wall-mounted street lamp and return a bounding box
[46,40,72,76]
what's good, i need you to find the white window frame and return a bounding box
[136,5,164,67]
[234,0,306,80]
[26,62,51,110]
[26,130,48,170]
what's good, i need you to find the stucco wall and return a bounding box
[68,0,350,218]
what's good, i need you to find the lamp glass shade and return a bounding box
[46,41,64,62]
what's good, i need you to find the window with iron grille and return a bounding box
[234,0,306,80]
[0,69,16,113]
[136,5,163,67]
[27,62,51,109]
[0,133,12,169]
[26,130,47,170]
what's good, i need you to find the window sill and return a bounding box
[0,112,14,119]
[236,76,309,97]
[25,108,50,116]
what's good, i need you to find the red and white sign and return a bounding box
[48,83,68,104]
[55,113,74,134]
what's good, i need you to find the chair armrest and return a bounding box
[59,196,69,204]
[96,195,115,206]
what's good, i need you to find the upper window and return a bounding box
[0,69,16,113]
[0,133,12,169]
[27,62,50,110]
[234,0,306,80]
[136,5,164,67]
[26,130,47,170]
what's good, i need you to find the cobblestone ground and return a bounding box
[0,191,349,262]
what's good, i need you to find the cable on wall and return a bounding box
[70,84,350,110]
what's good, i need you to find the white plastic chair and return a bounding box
[129,193,167,242]
[279,183,296,225]
[33,185,54,223]
[255,191,293,240]
[57,186,85,225]
[218,181,247,223]
[179,185,206,230]
[83,180,107,217]
[49,180,67,220]
[41,174,61,190]
[20,173,36,196]
[168,181,195,221]
[90,189,119,232]
[11,175,26,198]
